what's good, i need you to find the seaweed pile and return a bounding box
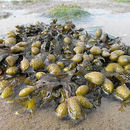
[0,19,130,120]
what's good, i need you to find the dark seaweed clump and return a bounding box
[0,19,129,120]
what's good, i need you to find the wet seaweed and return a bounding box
[0,19,129,121]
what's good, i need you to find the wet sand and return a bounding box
[0,0,130,130]
[0,98,130,130]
